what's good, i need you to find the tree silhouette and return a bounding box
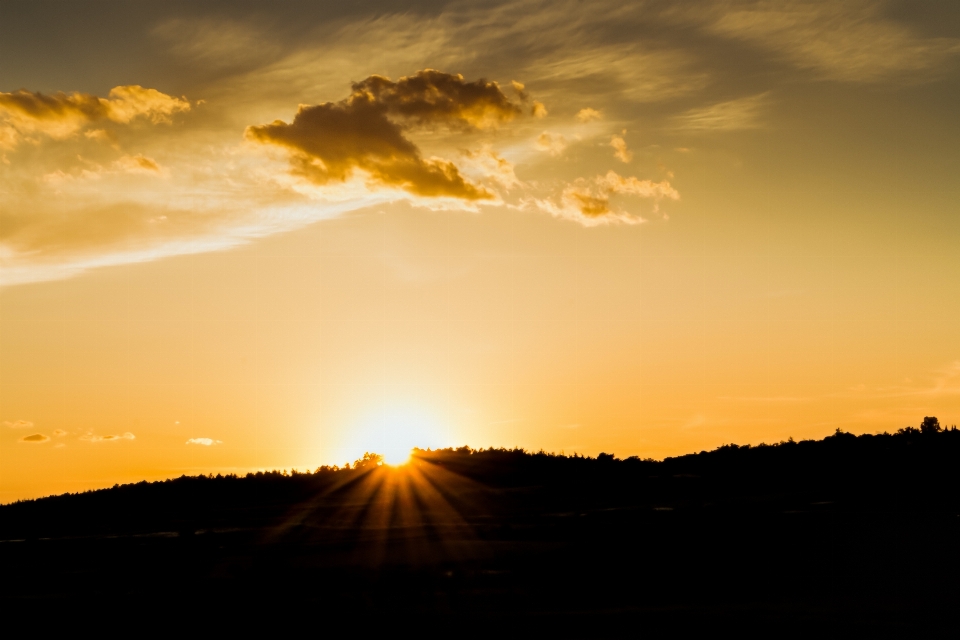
[920,416,941,434]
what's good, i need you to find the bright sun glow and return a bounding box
[345,406,446,467]
[382,444,413,467]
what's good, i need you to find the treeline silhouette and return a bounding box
[4,418,958,539]
[2,417,959,633]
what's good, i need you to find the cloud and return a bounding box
[19,433,50,443]
[0,90,104,142]
[351,70,522,128]
[4,420,34,429]
[576,108,602,123]
[2,200,206,261]
[459,147,521,190]
[536,132,567,156]
[610,135,632,162]
[80,431,135,443]
[0,86,189,147]
[527,43,707,106]
[186,437,222,446]
[52,429,68,437]
[671,93,770,131]
[153,18,284,72]
[597,170,680,199]
[247,70,525,200]
[706,1,960,83]
[100,86,190,124]
[534,170,679,225]
[113,154,162,174]
[531,101,548,118]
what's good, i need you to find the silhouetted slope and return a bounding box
[4,426,958,539]
[2,425,959,632]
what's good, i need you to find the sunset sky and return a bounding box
[2,0,959,501]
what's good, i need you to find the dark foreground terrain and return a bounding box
[3,421,960,634]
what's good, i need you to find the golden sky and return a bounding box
[2,0,959,501]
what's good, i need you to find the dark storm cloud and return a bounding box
[246,70,524,200]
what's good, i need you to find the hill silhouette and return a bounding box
[2,419,959,633]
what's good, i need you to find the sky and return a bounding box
[2,0,959,501]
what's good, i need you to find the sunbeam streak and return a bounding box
[271,451,491,567]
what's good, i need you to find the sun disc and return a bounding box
[382,446,412,466]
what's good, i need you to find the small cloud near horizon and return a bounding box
[186,437,222,446]
[20,433,50,443]
[5,420,34,429]
[80,431,135,442]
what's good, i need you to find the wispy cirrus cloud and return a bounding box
[705,1,960,83]
[4,420,34,429]
[671,93,770,131]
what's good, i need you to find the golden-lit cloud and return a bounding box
[100,85,190,124]
[113,154,163,174]
[19,433,50,444]
[247,70,523,200]
[459,147,521,190]
[80,431,135,443]
[0,85,189,147]
[4,420,34,429]
[610,134,632,162]
[534,170,679,225]
[576,108,602,123]
[671,93,770,131]
[186,437,222,446]
[595,171,679,199]
[351,70,522,128]
[52,429,68,438]
[536,132,567,156]
[0,90,104,142]
[4,2,956,292]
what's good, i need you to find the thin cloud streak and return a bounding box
[671,93,770,131]
[705,1,960,83]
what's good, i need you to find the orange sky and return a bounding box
[2,1,960,501]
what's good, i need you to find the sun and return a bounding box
[348,406,444,468]
[379,413,430,466]
[381,444,413,467]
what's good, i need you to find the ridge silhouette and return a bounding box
[2,418,958,633]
